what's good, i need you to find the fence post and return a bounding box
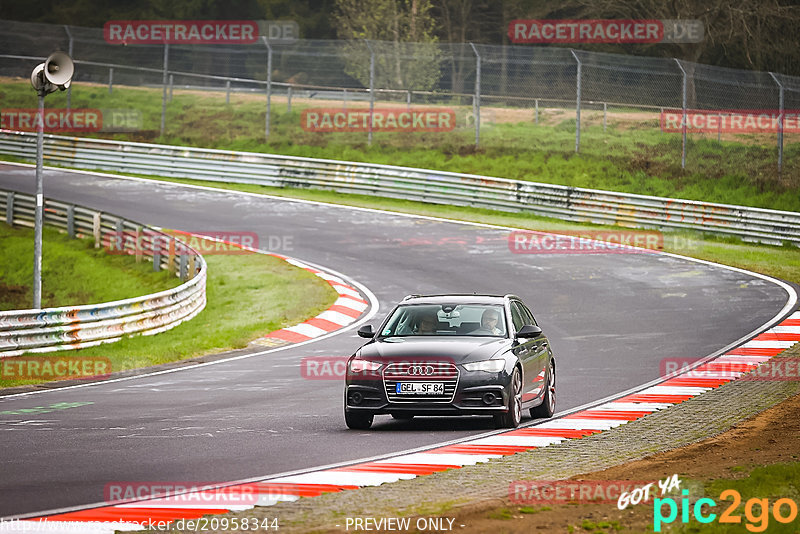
[469,42,481,148]
[6,192,13,227]
[263,36,272,140]
[92,212,102,248]
[287,85,292,112]
[108,67,113,94]
[67,204,75,238]
[153,237,162,272]
[535,99,539,124]
[169,74,174,102]
[407,90,411,110]
[226,80,231,104]
[64,25,73,112]
[160,42,169,138]
[603,102,607,132]
[570,49,581,153]
[769,72,784,175]
[365,40,375,146]
[343,88,347,110]
[674,58,688,169]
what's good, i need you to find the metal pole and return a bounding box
[675,58,688,169]
[469,42,481,148]
[33,91,44,309]
[769,72,784,175]
[287,85,292,112]
[603,102,607,132]
[263,36,272,140]
[535,99,539,124]
[407,90,411,110]
[570,50,581,153]
[169,74,174,102]
[343,88,347,110]
[365,40,375,146]
[225,80,231,104]
[160,43,169,138]
[64,25,73,111]
[108,67,113,94]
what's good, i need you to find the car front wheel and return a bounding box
[494,367,522,429]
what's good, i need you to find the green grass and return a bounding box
[1,79,798,212]
[0,224,338,388]
[0,222,180,310]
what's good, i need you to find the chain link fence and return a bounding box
[0,19,797,181]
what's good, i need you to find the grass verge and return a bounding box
[0,224,338,389]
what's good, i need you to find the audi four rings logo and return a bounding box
[407,365,435,376]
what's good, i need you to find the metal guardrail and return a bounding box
[1,130,798,247]
[0,187,207,357]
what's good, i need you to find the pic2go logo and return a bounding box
[654,489,799,532]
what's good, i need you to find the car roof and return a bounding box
[400,294,518,305]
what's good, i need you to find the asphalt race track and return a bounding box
[0,162,792,518]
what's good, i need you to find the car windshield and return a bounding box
[380,304,507,337]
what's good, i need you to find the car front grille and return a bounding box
[384,361,459,403]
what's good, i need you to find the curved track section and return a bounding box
[0,162,793,519]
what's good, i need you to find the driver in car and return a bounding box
[473,309,502,335]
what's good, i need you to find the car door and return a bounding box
[510,300,540,402]
[518,302,549,400]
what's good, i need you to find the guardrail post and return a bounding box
[179,250,188,281]
[6,192,13,226]
[115,219,124,253]
[603,102,607,132]
[66,204,75,238]
[570,49,582,153]
[188,254,196,280]
[407,90,411,110]
[169,74,174,102]
[365,39,375,146]
[535,99,539,124]
[674,58,688,169]
[92,212,101,248]
[225,80,231,104]
[160,43,169,138]
[64,25,73,111]
[343,88,348,110]
[153,236,162,272]
[469,42,481,148]
[108,67,113,95]
[287,85,292,112]
[263,36,272,140]
[167,238,176,274]
[769,72,784,175]
[135,226,143,263]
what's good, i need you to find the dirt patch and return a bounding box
[419,392,800,533]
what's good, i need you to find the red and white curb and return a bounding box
[253,254,369,346]
[10,311,798,533]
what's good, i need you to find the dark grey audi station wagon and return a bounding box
[344,294,556,429]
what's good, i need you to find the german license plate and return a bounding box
[396,382,445,395]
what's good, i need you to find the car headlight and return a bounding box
[463,359,505,372]
[349,359,382,373]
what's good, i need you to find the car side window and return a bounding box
[510,302,525,331]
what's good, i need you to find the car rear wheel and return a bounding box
[494,367,522,429]
[530,360,555,419]
[345,409,374,429]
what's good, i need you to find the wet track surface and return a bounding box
[0,163,791,517]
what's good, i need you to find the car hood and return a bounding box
[359,336,508,363]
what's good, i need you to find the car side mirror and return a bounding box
[357,324,375,338]
[516,324,542,338]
